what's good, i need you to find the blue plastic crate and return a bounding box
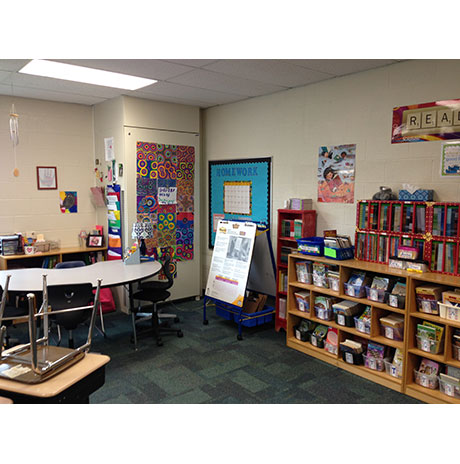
[234,310,274,327]
[297,237,324,256]
[216,306,234,321]
[324,246,354,260]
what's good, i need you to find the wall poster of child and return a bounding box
[317,144,356,203]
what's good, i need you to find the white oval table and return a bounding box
[0,260,161,292]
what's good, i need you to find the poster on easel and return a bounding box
[205,220,257,307]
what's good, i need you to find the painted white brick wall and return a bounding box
[0,96,96,246]
[201,59,460,285]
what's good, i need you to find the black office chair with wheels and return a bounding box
[0,275,28,349]
[47,282,94,349]
[131,255,183,348]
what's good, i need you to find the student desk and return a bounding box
[0,353,110,403]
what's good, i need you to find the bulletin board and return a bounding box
[208,157,271,248]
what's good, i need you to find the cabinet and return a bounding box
[286,252,460,403]
[355,200,460,277]
[275,209,316,332]
[0,246,108,270]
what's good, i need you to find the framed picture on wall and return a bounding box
[36,166,57,190]
[87,235,103,248]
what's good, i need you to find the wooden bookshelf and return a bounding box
[275,209,316,332]
[286,252,460,403]
[0,246,108,270]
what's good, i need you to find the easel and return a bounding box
[203,221,276,340]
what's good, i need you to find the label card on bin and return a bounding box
[370,289,378,301]
[358,320,365,332]
[345,352,353,364]
[385,327,394,339]
[337,314,345,326]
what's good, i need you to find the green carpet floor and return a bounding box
[75,298,421,404]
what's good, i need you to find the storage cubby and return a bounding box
[287,253,408,393]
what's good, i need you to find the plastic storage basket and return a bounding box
[310,333,325,348]
[315,306,334,321]
[365,286,388,303]
[384,360,403,378]
[341,350,363,365]
[388,294,405,309]
[438,377,460,398]
[414,369,438,390]
[453,344,460,361]
[335,313,355,327]
[324,341,338,355]
[297,237,324,256]
[416,297,439,315]
[438,302,460,322]
[354,316,371,334]
[416,335,444,355]
[324,246,354,260]
[327,276,340,292]
[363,354,387,372]
[379,324,404,341]
[344,282,366,298]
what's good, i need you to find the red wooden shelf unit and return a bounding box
[275,209,316,331]
[355,200,460,276]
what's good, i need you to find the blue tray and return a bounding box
[296,237,324,256]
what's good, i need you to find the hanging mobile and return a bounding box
[9,103,19,176]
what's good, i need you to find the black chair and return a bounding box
[55,260,107,338]
[0,276,28,349]
[47,282,94,348]
[55,260,86,269]
[131,255,183,348]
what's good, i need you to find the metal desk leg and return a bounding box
[128,282,138,350]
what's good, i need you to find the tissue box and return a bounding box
[398,189,434,201]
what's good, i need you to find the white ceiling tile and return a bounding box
[5,73,122,99]
[0,84,104,105]
[132,81,243,106]
[0,71,12,84]
[165,59,220,68]
[0,60,31,72]
[287,59,398,76]
[203,59,332,87]
[169,69,286,96]
[51,59,194,80]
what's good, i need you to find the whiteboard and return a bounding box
[246,228,276,297]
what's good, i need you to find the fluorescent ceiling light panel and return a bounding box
[19,59,157,90]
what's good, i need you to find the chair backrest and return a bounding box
[55,260,86,269]
[160,254,174,290]
[47,283,93,330]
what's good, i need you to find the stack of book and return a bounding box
[281,219,303,239]
[280,245,297,264]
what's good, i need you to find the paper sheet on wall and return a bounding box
[224,181,252,215]
[205,220,256,306]
[104,137,115,161]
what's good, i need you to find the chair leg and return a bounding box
[99,303,107,337]
[152,303,163,347]
[131,311,138,350]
